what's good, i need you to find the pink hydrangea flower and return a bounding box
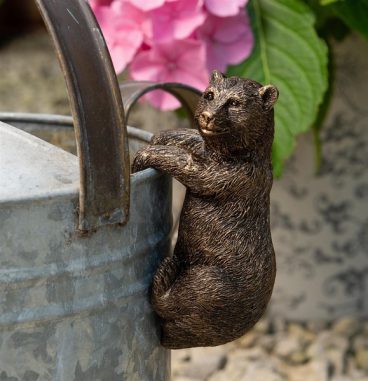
[198,10,253,72]
[90,0,113,6]
[150,0,206,41]
[130,39,208,110]
[127,0,165,11]
[91,1,149,73]
[204,0,248,17]
[90,0,254,110]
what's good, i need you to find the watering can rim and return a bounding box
[0,113,162,207]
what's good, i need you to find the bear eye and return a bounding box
[204,91,214,101]
[229,99,240,107]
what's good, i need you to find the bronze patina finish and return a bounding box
[133,71,279,349]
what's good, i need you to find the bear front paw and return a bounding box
[132,149,149,173]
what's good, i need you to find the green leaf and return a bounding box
[328,0,368,40]
[228,0,328,176]
[320,0,341,5]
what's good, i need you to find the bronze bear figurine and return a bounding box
[132,70,278,349]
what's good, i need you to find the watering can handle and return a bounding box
[36,0,129,231]
[35,0,202,232]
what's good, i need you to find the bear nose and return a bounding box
[201,112,213,125]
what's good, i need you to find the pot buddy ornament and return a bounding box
[132,70,278,349]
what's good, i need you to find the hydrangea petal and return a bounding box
[198,10,253,72]
[206,35,253,72]
[151,0,206,41]
[127,0,165,11]
[204,0,248,17]
[174,12,206,40]
[90,0,147,73]
[90,0,113,7]
[130,39,208,110]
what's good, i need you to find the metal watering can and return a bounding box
[0,0,200,379]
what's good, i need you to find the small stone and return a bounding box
[208,360,247,381]
[288,359,330,381]
[306,330,349,376]
[208,369,241,381]
[346,356,362,376]
[172,349,191,363]
[254,318,271,334]
[236,331,258,348]
[353,336,368,352]
[176,346,228,380]
[258,334,276,352]
[172,349,192,376]
[241,362,286,381]
[274,334,302,359]
[228,346,267,362]
[271,318,287,333]
[356,349,368,372]
[209,347,268,381]
[326,348,347,375]
[307,331,349,359]
[209,349,283,381]
[289,350,309,365]
[307,320,327,334]
[333,318,360,338]
[288,323,316,346]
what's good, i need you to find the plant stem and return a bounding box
[312,39,335,174]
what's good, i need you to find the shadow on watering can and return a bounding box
[0,0,200,380]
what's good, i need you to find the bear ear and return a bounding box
[258,85,279,111]
[210,70,226,84]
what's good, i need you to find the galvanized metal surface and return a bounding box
[0,121,171,380]
[0,122,79,204]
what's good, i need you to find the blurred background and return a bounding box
[0,1,367,381]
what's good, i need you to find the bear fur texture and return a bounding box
[132,70,278,349]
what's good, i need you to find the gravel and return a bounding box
[172,317,368,381]
[2,31,368,381]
